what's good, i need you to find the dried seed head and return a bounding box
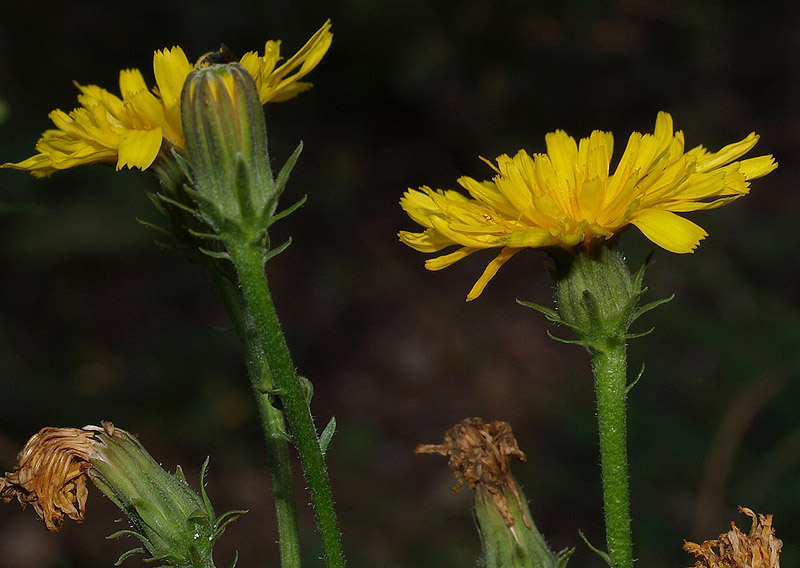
[0,426,103,529]
[416,417,529,528]
[684,506,782,568]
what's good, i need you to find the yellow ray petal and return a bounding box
[630,209,708,253]
[425,247,481,271]
[116,128,163,170]
[466,247,522,301]
[153,46,192,109]
[398,229,454,253]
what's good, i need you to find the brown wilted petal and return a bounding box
[416,417,529,528]
[0,427,96,530]
[684,506,782,568]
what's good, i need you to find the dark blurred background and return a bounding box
[0,1,798,567]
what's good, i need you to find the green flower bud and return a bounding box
[181,62,279,241]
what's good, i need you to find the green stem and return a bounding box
[590,340,633,568]
[209,268,303,568]
[226,240,345,568]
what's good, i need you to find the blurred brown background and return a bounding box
[0,1,798,567]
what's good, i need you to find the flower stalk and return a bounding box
[180,62,344,568]
[590,340,632,568]
[521,244,671,568]
[209,268,303,568]
[225,239,344,568]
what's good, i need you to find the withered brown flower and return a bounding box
[416,417,529,528]
[684,506,782,568]
[0,424,115,530]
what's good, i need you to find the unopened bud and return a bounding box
[181,62,278,241]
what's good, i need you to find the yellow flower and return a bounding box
[240,19,333,104]
[399,112,777,300]
[3,20,332,177]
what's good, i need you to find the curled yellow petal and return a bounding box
[466,247,522,301]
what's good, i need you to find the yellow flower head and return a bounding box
[399,112,777,301]
[3,20,332,177]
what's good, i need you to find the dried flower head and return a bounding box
[416,417,529,528]
[2,423,243,566]
[684,506,782,568]
[0,426,102,529]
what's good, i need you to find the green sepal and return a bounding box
[155,187,206,220]
[274,142,303,199]
[545,329,590,347]
[266,195,307,229]
[187,227,226,241]
[233,156,257,231]
[264,237,292,263]
[114,546,147,566]
[516,299,560,323]
[213,508,248,542]
[555,548,575,568]
[620,327,655,341]
[518,299,588,338]
[174,465,187,484]
[170,146,194,182]
[632,294,674,322]
[199,247,232,260]
[87,428,238,568]
[199,458,216,521]
[136,217,174,237]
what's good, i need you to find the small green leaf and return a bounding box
[319,416,337,455]
[297,376,314,406]
[626,363,645,393]
[578,530,612,567]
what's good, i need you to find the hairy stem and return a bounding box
[209,268,303,568]
[591,340,633,568]
[226,241,345,568]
